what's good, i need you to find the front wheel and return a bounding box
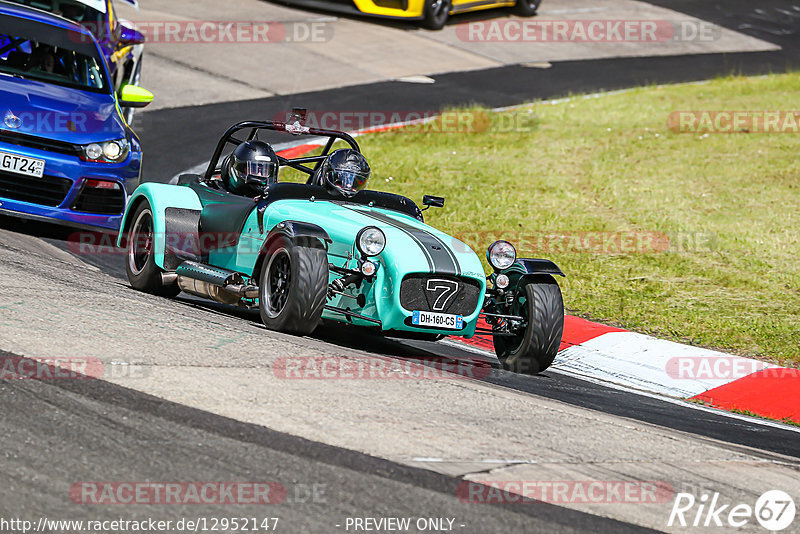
[514,0,540,16]
[259,236,328,336]
[422,0,450,30]
[125,201,180,297]
[493,275,564,374]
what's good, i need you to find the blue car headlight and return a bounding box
[81,139,129,163]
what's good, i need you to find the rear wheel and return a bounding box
[494,275,564,374]
[514,0,540,16]
[259,236,328,335]
[125,201,180,297]
[422,0,450,30]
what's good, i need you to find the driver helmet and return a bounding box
[316,149,370,198]
[223,140,278,197]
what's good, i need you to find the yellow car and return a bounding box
[283,0,540,30]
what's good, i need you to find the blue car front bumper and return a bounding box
[0,136,141,231]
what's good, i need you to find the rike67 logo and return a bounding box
[668,490,796,531]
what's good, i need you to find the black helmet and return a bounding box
[223,140,279,197]
[317,149,370,198]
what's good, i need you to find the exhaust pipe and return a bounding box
[175,261,258,305]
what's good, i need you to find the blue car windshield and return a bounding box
[1,1,106,31]
[0,33,108,92]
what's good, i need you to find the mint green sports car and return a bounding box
[117,118,565,374]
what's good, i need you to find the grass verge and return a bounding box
[339,73,799,366]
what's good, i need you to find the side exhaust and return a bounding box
[174,261,258,305]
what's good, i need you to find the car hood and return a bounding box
[0,75,125,145]
[264,198,485,280]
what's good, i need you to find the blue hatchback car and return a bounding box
[0,1,152,230]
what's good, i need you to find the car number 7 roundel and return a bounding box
[426,279,459,312]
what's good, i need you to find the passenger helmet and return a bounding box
[317,149,370,198]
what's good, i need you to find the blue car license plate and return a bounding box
[412,310,463,330]
[0,151,45,178]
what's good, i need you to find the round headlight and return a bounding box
[85,143,103,160]
[487,240,516,271]
[357,227,386,257]
[103,141,122,160]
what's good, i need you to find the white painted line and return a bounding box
[394,75,436,84]
[558,332,775,398]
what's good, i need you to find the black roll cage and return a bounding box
[203,120,361,181]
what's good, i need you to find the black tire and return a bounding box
[514,0,540,16]
[259,236,328,336]
[494,275,564,374]
[422,0,450,30]
[125,201,180,297]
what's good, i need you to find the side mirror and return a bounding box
[119,85,153,108]
[422,195,445,209]
[119,25,146,46]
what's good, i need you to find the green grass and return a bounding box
[341,73,800,366]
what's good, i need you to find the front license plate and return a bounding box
[0,151,45,178]
[412,310,464,330]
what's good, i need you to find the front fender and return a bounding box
[494,258,565,290]
[252,220,332,277]
[268,220,332,244]
[116,183,202,269]
[515,258,564,277]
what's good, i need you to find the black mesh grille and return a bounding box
[72,186,125,215]
[0,170,72,206]
[399,274,482,316]
[0,131,80,157]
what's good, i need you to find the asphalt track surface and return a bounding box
[9,209,799,460]
[3,0,800,532]
[1,350,655,533]
[32,0,799,457]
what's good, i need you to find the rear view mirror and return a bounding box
[119,25,146,46]
[423,195,445,208]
